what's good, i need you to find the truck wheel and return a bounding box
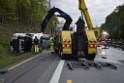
[58,44,65,59]
[58,49,63,58]
[59,51,64,59]
[54,46,58,54]
[85,54,96,60]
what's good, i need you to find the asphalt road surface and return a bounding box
[0,46,124,83]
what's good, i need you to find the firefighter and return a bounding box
[33,36,39,53]
[50,36,54,53]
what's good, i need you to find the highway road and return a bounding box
[0,46,124,83]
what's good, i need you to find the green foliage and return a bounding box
[100,4,124,40]
[45,16,58,32]
[16,0,31,24]
[119,11,124,39]
[0,52,32,68]
[0,0,16,22]
[0,0,58,45]
[29,0,47,24]
[0,0,58,68]
[0,0,52,25]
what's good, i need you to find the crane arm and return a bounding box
[79,0,94,30]
[41,7,72,32]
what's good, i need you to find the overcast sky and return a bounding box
[50,0,124,27]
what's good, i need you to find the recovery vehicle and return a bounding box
[41,0,98,60]
[77,0,98,60]
[41,7,73,59]
[40,0,118,70]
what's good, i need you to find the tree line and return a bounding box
[101,4,124,40]
[0,0,58,32]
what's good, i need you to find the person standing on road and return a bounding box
[33,36,39,53]
[50,36,54,53]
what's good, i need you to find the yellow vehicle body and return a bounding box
[79,0,97,56]
[93,28,101,39]
[86,30,97,54]
[61,31,72,54]
[79,0,94,30]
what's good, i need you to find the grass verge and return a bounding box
[0,51,33,68]
[0,24,35,69]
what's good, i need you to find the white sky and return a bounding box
[50,0,124,27]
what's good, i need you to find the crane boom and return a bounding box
[79,0,94,30]
[41,7,72,32]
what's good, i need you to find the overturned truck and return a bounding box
[10,33,33,53]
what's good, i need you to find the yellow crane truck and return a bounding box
[41,0,97,60]
[77,0,98,60]
[79,0,101,39]
[41,7,73,59]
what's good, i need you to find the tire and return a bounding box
[54,45,58,54]
[84,41,96,60]
[59,50,64,59]
[58,44,65,59]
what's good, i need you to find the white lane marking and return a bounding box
[49,60,65,83]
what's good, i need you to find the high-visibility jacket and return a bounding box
[50,37,54,52]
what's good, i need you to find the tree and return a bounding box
[101,4,124,40]
[0,0,16,24]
